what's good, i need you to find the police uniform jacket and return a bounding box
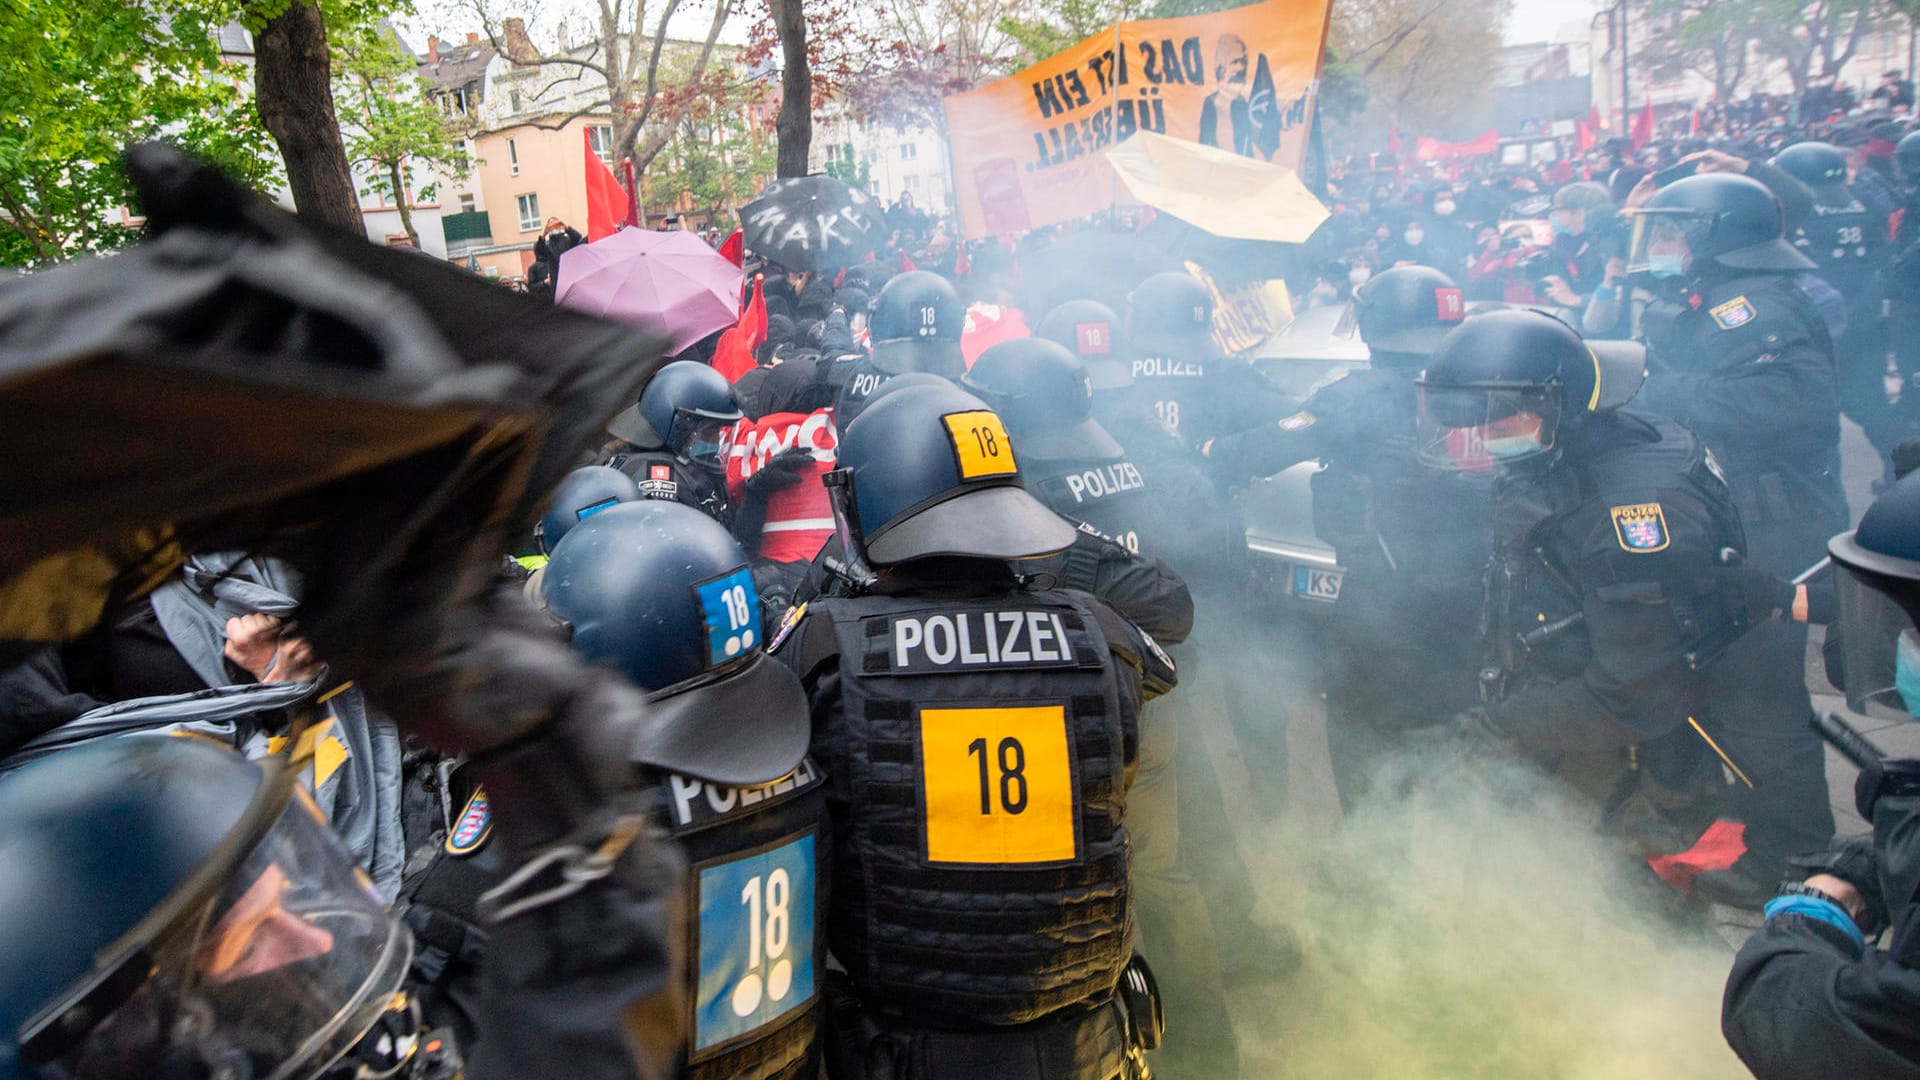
[1480,411,1747,749]
[1636,271,1847,572]
[607,447,733,527]
[1723,784,1920,1079]
[774,564,1175,1028]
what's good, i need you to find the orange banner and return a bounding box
[942,0,1332,238]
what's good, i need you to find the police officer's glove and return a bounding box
[743,446,814,495]
[1719,564,1796,623]
[1788,835,1890,937]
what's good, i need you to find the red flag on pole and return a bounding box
[1631,100,1654,150]
[584,130,630,241]
[1589,104,1605,132]
[1576,121,1595,152]
[711,274,768,383]
[719,228,744,268]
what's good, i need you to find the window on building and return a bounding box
[517,192,541,232]
[589,124,616,165]
[459,193,476,213]
[509,138,519,176]
[901,142,918,160]
[904,174,920,190]
[510,90,522,113]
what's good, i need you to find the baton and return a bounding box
[1812,711,1888,772]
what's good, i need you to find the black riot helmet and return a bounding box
[868,270,965,377]
[1128,272,1215,358]
[1351,265,1467,365]
[606,360,743,468]
[1897,131,1920,184]
[535,464,642,555]
[1036,299,1132,390]
[0,737,410,1080]
[542,500,809,785]
[828,383,1076,567]
[963,337,1124,462]
[1770,141,1850,190]
[1624,173,1816,279]
[1828,471,1920,714]
[1415,309,1646,471]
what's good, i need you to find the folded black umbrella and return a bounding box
[740,175,887,273]
[0,145,672,671]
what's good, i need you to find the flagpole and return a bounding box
[1619,0,1630,134]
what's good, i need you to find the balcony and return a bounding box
[440,210,493,259]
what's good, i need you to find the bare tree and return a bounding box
[1639,0,1755,106]
[1328,0,1512,134]
[468,0,736,193]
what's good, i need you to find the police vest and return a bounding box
[1121,350,1211,442]
[829,355,894,428]
[803,590,1133,1026]
[609,449,731,525]
[1795,195,1886,299]
[1029,454,1154,556]
[661,757,831,1080]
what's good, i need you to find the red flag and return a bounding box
[1588,104,1605,132]
[1690,108,1702,135]
[584,130,630,242]
[1647,820,1747,893]
[960,303,1030,370]
[1576,121,1595,152]
[711,274,768,383]
[1631,100,1654,150]
[719,229,744,268]
[899,251,917,273]
[1414,129,1499,162]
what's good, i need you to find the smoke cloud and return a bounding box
[1228,744,1751,1078]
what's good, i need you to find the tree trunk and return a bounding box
[389,161,419,246]
[253,1,361,230]
[772,0,813,177]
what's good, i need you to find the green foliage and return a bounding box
[331,19,470,234]
[0,0,279,266]
[998,0,1141,65]
[643,75,779,222]
[822,142,872,187]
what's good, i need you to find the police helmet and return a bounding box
[963,337,1124,462]
[868,271,964,377]
[543,500,809,786]
[1828,472,1920,713]
[536,464,642,555]
[1624,173,1816,277]
[1770,141,1850,189]
[1898,131,1920,183]
[1351,265,1467,363]
[1415,309,1646,471]
[605,360,743,467]
[833,384,1076,566]
[1036,299,1132,390]
[1128,272,1215,357]
[861,371,959,409]
[0,737,409,1080]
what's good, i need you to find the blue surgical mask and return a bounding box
[1483,431,1546,459]
[1896,630,1920,715]
[1648,253,1685,279]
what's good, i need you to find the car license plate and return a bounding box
[1292,565,1343,602]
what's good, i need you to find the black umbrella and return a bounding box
[0,145,674,683]
[739,174,887,273]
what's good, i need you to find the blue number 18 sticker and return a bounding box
[693,832,817,1054]
[693,567,760,668]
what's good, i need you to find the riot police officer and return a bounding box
[1421,310,1833,894]
[603,360,743,524]
[1772,141,1902,471]
[773,385,1175,1080]
[819,271,965,426]
[1625,173,1845,899]
[1118,271,1291,453]
[1722,471,1920,1079]
[532,465,643,559]
[1035,298,1130,396]
[1200,266,1490,808]
[543,500,827,1079]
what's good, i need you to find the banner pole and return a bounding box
[1108,14,1123,232]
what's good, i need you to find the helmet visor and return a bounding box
[1625,209,1712,275]
[40,786,410,1080]
[1833,560,1920,714]
[1416,386,1559,472]
[673,410,740,469]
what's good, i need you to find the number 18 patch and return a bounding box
[693,832,817,1056]
[1610,502,1670,553]
[693,567,761,667]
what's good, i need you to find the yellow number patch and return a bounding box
[942,410,1019,481]
[919,705,1076,865]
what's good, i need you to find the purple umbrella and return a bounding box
[555,229,744,355]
